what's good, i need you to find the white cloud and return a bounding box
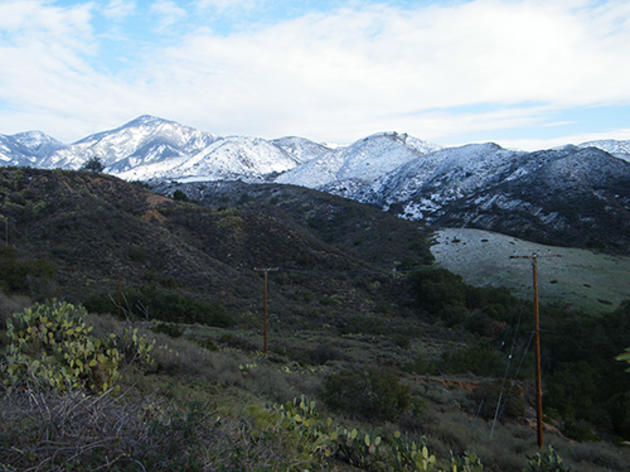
[1,0,630,144]
[498,128,630,151]
[150,0,187,31]
[103,0,136,20]
[129,0,630,141]
[197,0,259,12]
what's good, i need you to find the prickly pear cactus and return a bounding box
[1,300,121,393]
[525,446,572,472]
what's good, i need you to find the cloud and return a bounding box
[132,0,630,141]
[150,0,188,31]
[196,0,259,12]
[103,0,136,21]
[1,0,630,145]
[498,127,630,151]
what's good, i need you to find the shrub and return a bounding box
[151,322,184,338]
[196,337,219,351]
[322,367,411,420]
[562,417,598,442]
[84,285,234,327]
[525,445,573,472]
[411,268,467,311]
[219,333,258,352]
[172,189,189,201]
[469,381,525,420]
[436,342,505,377]
[1,300,121,393]
[1,300,154,394]
[410,268,468,324]
[0,247,56,294]
[305,343,345,365]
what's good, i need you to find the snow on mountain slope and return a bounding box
[346,143,524,208]
[579,139,630,162]
[41,115,216,171]
[0,131,66,166]
[271,136,332,165]
[276,132,439,189]
[11,131,66,158]
[14,117,326,182]
[145,136,304,182]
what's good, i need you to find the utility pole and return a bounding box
[1,216,7,248]
[117,273,122,320]
[510,253,560,448]
[254,267,278,354]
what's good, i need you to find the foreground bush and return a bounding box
[0,389,301,472]
[1,300,153,394]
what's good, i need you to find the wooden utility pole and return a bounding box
[117,273,122,320]
[1,217,8,248]
[254,267,278,354]
[510,253,560,448]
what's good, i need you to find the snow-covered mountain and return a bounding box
[1,115,630,252]
[39,115,217,175]
[276,132,440,190]
[0,131,66,167]
[0,115,334,182]
[578,139,630,162]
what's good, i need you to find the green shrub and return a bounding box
[0,247,55,294]
[172,189,189,201]
[84,285,234,327]
[1,300,154,394]
[322,368,411,420]
[1,300,121,393]
[151,322,184,338]
[437,343,505,377]
[562,417,598,442]
[525,445,573,472]
[411,268,466,309]
[305,343,345,365]
[196,337,219,351]
[469,381,525,420]
[219,333,257,351]
[339,314,388,335]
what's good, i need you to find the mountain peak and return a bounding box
[124,115,172,127]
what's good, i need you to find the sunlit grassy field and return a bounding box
[431,228,630,314]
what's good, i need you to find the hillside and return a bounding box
[152,179,434,270]
[0,167,432,331]
[2,167,630,471]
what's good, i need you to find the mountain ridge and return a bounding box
[2,115,630,253]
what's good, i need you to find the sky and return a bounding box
[1,0,630,150]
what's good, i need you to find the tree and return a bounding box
[81,157,104,173]
[172,190,189,201]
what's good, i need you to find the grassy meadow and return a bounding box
[431,228,630,314]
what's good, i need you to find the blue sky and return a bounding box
[1,0,630,149]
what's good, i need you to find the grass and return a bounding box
[431,228,630,314]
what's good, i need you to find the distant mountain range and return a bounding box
[2,115,630,253]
